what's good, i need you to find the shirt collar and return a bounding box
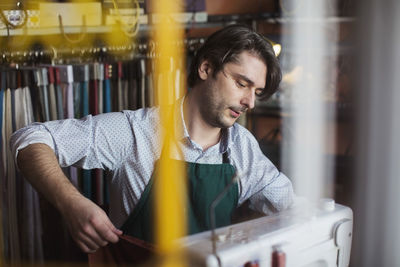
[174,95,234,153]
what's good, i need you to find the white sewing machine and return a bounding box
[181,199,353,267]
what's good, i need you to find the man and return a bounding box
[10,25,294,254]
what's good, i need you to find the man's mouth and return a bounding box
[229,108,241,118]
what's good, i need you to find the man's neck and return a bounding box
[183,92,222,151]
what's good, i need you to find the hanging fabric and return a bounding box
[1,40,191,263]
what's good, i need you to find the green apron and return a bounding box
[120,152,239,243]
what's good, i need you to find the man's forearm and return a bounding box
[17,143,122,253]
[17,143,83,213]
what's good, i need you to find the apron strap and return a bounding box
[222,150,229,164]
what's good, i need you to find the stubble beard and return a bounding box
[199,90,234,129]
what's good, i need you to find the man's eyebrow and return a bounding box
[233,73,264,90]
[233,73,254,85]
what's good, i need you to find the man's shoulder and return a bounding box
[122,106,160,123]
[231,123,257,141]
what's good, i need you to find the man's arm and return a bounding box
[17,143,122,253]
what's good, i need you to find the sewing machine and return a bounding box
[182,199,353,267]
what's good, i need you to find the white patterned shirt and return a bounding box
[10,97,294,228]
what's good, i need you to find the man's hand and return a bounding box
[61,195,123,253]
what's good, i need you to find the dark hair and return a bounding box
[187,24,282,100]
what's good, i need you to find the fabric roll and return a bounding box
[48,83,57,121]
[118,76,123,111]
[47,67,58,121]
[1,88,9,260]
[81,80,89,117]
[89,79,99,115]
[81,78,91,199]
[140,59,146,108]
[0,88,5,210]
[122,80,129,110]
[73,82,81,119]
[98,79,103,114]
[61,83,68,119]
[98,64,104,114]
[55,83,64,120]
[5,88,21,261]
[146,74,154,107]
[104,73,111,113]
[117,62,123,111]
[0,72,7,258]
[14,88,25,130]
[23,87,34,134]
[67,83,74,120]
[39,69,50,122]
[0,88,4,156]
[55,67,64,120]
[127,61,137,110]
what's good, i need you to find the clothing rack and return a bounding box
[0,37,205,65]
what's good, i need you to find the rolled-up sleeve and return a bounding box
[10,123,55,169]
[10,112,135,171]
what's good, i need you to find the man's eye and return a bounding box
[255,89,264,96]
[236,81,246,88]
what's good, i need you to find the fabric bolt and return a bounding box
[73,83,81,119]
[98,79,103,114]
[104,77,111,113]
[11,97,294,228]
[117,78,123,111]
[55,83,64,120]
[1,88,9,260]
[67,82,74,120]
[80,80,91,199]
[41,84,50,122]
[48,83,58,121]
[123,80,129,110]
[81,81,89,117]
[117,63,123,111]
[140,59,146,108]
[46,67,58,121]
[126,62,135,110]
[146,74,154,107]
[11,89,17,132]
[23,87,34,128]
[5,89,21,261]
[0,88,6,259]
[14,88,25,130]
[90,79,99,115]
[61,83,68,119]
[129,78,138,110]
[98,64,104,114]
[0,89,4,154]
[145,60,154,107]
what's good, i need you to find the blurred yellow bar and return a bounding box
[152,0,187,266]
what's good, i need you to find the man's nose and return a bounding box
[241,89,256,110]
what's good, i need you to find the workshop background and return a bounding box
[0,0,399,266]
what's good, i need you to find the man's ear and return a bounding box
[198,60,212,80]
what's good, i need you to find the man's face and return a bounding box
[197,51,267,128]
